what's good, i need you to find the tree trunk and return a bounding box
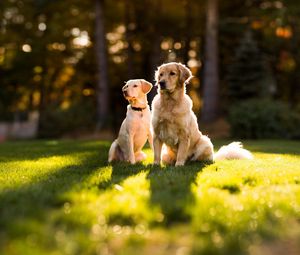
[145,0,162,104]
[201,0,219,123]
[95,0,109,129]
[183,0,192,64]
[148,36,161,104]
[125,0,135,78]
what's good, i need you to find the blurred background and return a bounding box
[0,0,299,140]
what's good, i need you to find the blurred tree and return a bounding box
[95,0,109,129]
[201,0,219,122]
[234,0,300,106]
[226,31,270,102]
[124,0,135,78]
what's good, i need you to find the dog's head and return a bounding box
[155,62,192,93]
[122,79,153,101]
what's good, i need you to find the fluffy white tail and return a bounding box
[214,142,253,160]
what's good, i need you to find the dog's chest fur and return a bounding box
[153,95,190,147]
[127,108,151,149]
[156,118,179,147]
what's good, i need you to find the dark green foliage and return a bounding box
[228,99,300,139]
[38,101,95,138]
[226,32,270,101]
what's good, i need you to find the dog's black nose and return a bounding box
[159,81,166,89]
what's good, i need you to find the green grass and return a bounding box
[0,139,300,255]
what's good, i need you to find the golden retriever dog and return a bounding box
[108,79,153,164]
[152,62,253,166]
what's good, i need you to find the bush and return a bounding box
[226,32,271,102]
[38,101,96,138]
[228,99,300,139]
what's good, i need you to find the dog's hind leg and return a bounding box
[191,135,214,162]
[119,136,135,164]
[108,140,118,162]
[108,140,124,162]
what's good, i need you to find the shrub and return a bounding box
[228,99,300,139]
[226,32,271,102]
[38,101,95,138]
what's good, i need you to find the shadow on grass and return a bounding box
[0,141,109,236]
[103,159,210,226]
[0,139,110,162]
[147,161,210,225]
[108,162,149,189]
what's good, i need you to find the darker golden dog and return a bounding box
[152,62,252,166]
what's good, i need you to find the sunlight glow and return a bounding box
[260,1,283,9]
[106,25,126,59]
[174,42,182,50]
[73,33,91,48]
[71,27,80,37]
[33,66,43,73]
[82,88,94,96]
[161,40,172,50]
[276,26,292,38]
[48,42,66,51]
[187,59,201,68]
[22,44,32,52]
[38,23,47,31]
[60,100,71,110]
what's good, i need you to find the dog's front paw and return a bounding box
[126,158,136,164]
[153,160,161,166]
[175,161,185,167]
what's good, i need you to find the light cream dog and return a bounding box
[108,79,153,164]
[152,62,253,166]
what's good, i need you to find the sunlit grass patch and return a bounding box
[190,153,300,254]
[0,140,300,255]
[0,155,84,191]
[96,171,161,225]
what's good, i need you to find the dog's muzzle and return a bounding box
[159,81,166,90]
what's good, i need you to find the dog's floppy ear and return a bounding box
[140,79,153,94]
[178,63,193,84]
[122,81,128,90]
[154,67,160,86]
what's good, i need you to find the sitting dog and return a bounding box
[152,62,252,166]
[108,79,153,164]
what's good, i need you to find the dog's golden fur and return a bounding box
[108,79,153,164]
[152,62,253,166]
[152,62,214,166]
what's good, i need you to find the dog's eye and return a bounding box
[133,84,138,87]
[170,71,176,76]
[159,73,163,77]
